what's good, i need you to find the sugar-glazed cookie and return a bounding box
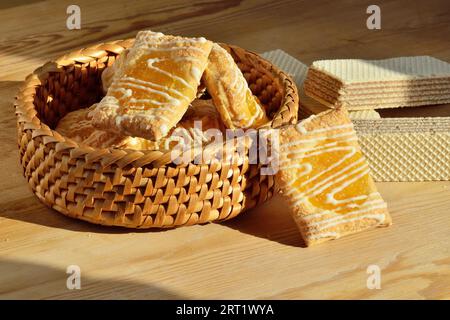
[140,99,226,152]
[202,43,269,129]
[101,49,129,94]
[276,107,392,246]
[56,105,131,148]
[90,30,213,140]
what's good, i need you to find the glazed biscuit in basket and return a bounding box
[134,99,225,151]
[276,107,391,246]
[180,99,226,136]
[185,98,221,120]
[90,31,213,140]
[56,105,131,148]
[56,104,160,150]
[202,43,269,129]
[57,100,224,151]
[101,49,129,94]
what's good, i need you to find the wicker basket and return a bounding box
[14,39,298,228]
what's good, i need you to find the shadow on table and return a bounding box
[1,182,304,246]
[0,196,178,235]
[222,195,306,248]
[0,258,184,299]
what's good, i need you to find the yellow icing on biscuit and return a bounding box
[277,108,391,245]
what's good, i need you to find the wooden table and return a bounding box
[1,0,449,299]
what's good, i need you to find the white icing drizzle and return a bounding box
[302,196,383,220]
[211,44,263,128]
[135,46,207,54]
[114,112,172,127]
[280,140,358,164]
[289,158,368,207]
[325,166,371,205]
[281,123,388,239]
[313,211,387,231]
[118,76,190,101]
[234,106,261,128]
[146,57,195,89]
[296,124,308,134]
[190,66,202,80]
[308,232,339,241]
[160,124,169,136]
[110,83,181,113]
[280,131,355,150]
[94,30,211,133]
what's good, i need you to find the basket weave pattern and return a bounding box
[15,39,298,228]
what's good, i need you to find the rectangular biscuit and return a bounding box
[305,84,450,110]
[307,67,450,90]
[202,43,269,129]
[307,70,450,93]
[276,108,392,246]
[305,76,450,100]
[90,30,213,140]
[310,56,450,84]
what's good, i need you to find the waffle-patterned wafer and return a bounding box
[203,43,269,129]
[310,56,450,83]
[305,83,450,110]
[305,76,450,100]
[277,107,391,246]
[353,117,450,181]
[307,69,450,93]
[90,30,213,140]
[304,56,450,110]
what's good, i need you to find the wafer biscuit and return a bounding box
[354,117,450,181]
[305,56,450,110]
[305,77,450,99]
[307,68,450,92]
[307,69,450,93]
[305,86,450,110]
[310,56,450,83]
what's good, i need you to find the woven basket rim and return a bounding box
[15,39,299,168]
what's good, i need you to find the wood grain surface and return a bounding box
[0,0,449,299]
